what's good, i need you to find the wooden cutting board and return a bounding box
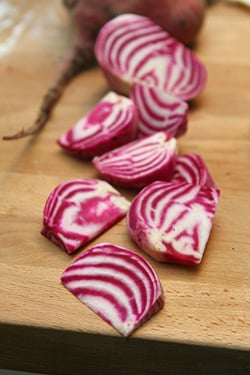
[0,1,249,373]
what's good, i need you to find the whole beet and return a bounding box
[3,0,206,140]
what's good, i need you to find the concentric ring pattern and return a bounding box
[171,153,215,187]
[57,92,138,158]
[130,83,188,137]
[61,242,164,336]
[127,180,220,264]
[93,132,177,188]
[95,14,207,100]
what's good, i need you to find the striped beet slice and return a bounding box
[41,179,130,254]
[92,132,177,188]
[61,242,164,336]
[130,83,188,138]
[127,181,220,265]
[95,14,206,101]
[57,92,138,159]
[171,153,216,188]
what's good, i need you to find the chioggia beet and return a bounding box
[171,153,216,187]
[61,242,164,336]
[93,132,177,188]
[57,91,138,158]
[3,0,206,140]
[130,82,188,138]
[41,179,130,254]
[95,14,207,99]
[127,180,220,265]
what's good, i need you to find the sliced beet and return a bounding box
[61,242,164,336]
[127,180,220,265]
[130,82,188,138]
[41,179,130,254]
[171,153,216,187]
[93,132,177,188]
[95,14,207,100]
[57,91,138,159]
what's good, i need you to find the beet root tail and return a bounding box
[3,46,94,141]
[2,87,62,141]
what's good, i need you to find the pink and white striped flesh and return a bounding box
[57,92,138,159]
[127,181,220,265]
[61,242,164,337]
[41,179,130,254]
[171,153,216,187]
[130,83,188,138]
[93,132,177,188]
[95,14,207,101]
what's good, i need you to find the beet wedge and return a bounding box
[95,14,207,100]
[171,153,216,188]
[57,91,138,159]
[127,180,220,265]
[41,179,130,254]
[61,242,164,336]
[93,132,177,188]
[130,82,188,138]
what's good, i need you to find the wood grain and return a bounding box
[0,1,250,373]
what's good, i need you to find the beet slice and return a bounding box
[61,242,164,336]
[57,91,138,159]
[127,180,220,265]
[171,153,216,187]
[95,14,207,100]
[41,179,130,254]
[93,132,177,188]
[130,82,188,138]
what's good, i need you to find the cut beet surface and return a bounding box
[57,91,138,159]
[171,153,216,188]
[41,179,130,254]
[130,82,188,138]
[93,131,177,188]
[95,14,207,100]
[61,242,164,336]
[127,180,220,265]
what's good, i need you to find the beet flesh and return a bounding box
[57,91,138,158]
[127,180,220,265]
[93,132,177,188]
[41,178,130,254]
[61,242,164,336]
